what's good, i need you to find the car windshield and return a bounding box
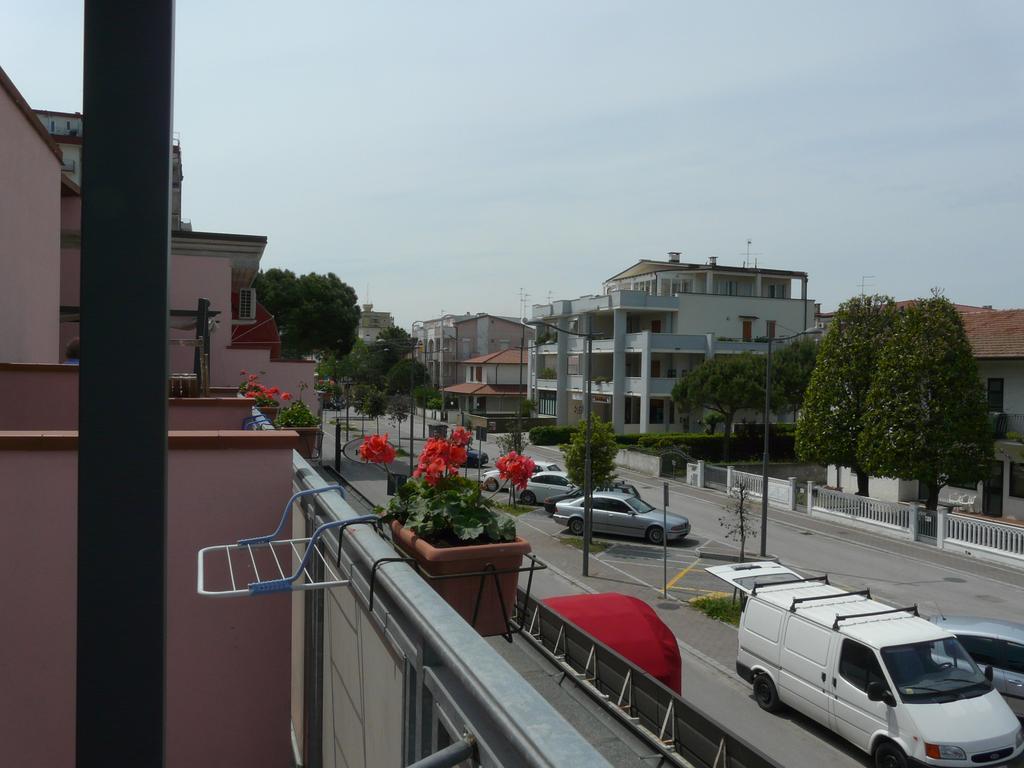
[626,497,655,514]
[881,639,990,703]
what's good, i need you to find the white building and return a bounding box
[357,303,394,344]
[34,109,82,186]
[530,253,813,434]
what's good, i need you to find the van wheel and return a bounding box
[873,742,907,768]
[753,674,782,713]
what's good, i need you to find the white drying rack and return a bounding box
[197,485,379,597]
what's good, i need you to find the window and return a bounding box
[1005,641,1024,674]
[957,635,1001,667]
[839,640,887,693]
[987,378,1004,411]
[607,499,632,512]
[768,284,787,299]
[475,366,483,382]
[767,320,776,339]
[538,391,556,416]
[649,400,665,424]
[651,320,662,333]
[1011,464,1024,499]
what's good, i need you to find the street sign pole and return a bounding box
[663,482,669,598]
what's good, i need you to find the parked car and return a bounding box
[553,491,689,544]
[707,562,1024,768]
[480,460,562,492]
[541,481,642,515]
[464,447,489,468]
[928,615,1024,719]
[518,472,575,505]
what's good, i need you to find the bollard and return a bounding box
[788,477,798,511]
[909,503,919,541]
[806,481,815,515]
[726,465,734,492]
[697,459,705,488]
[936,507,947,550]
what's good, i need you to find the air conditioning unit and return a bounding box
[238,287,256,321]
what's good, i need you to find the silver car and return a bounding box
[553,491,690,545]
[928,615,1024,718]
[480,460,562,492]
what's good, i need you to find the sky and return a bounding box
[4,1,1023,329]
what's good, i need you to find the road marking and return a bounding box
[666,558,701,590]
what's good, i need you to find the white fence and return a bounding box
[685,462,797,510]
[945,513,1024,564]
[812,487,912,534]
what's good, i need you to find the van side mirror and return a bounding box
[984,665,993,682]
[867,682,896,707]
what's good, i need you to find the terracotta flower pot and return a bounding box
[258,405,279,422]
[390,521,531,637]
[290,426,321,459]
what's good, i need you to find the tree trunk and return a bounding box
[925,482,939,511]
[852,465,870,497]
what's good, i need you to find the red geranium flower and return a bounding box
[359,434,397,465]
[244,391,257,398]
[281,392,293,401]
[496,452,536,491]
[450,426,472,447]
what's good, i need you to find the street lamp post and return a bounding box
[759,328,820,557]
[528,316,595,576]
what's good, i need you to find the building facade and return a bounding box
[530,253,812,434]
[356,303,394,344]
[414,312,533,390]
[445,348,528,417]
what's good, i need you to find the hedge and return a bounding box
[528,425,576,445]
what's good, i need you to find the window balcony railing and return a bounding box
[289,455,611,768]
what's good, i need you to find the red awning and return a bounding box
[543,592,681,693]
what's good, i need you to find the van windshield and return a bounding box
[881,638,991,704]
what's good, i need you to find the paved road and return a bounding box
[321,412,1024,767]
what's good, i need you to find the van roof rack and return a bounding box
[833,604,919,631]
[751,574,829,595]
[790,589,871,612]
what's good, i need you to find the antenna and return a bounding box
[739,239,763,269]
[518,288,530,321]
[859,275,876,296]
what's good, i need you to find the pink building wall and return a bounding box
[0,364,78,429]
[0,76,62,364]
[0,431,298,767]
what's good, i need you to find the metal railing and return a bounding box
[517,591,780,768]
[946,514,1024,558]
[291,455,611,768]
[812,487,910,531]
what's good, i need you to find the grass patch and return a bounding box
[496,503,532,517]
[689,592,741,626]
[558,536,611,553]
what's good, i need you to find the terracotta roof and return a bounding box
[461,348,526,365]
[959,309,1024,359]
[0,65,63,163]
[443,382,525,396]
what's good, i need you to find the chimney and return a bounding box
[667,251,681,264]
[708,256,718,267]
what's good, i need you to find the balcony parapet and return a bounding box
[292,455,611,768]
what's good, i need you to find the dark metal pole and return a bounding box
[582,324,593,577]
[334,418,341,473]
[759,336,773,557]
[193,297,209,387]
[78,1,173,764]
[409,345,415,477]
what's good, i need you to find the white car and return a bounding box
[480,460,562,492]
[518,472,575,505]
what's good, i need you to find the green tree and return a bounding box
[386,394,412,427]
[253,269,360,358]
[496,430,530,457]
[385,359,430,395]
[796,295,897,495]
[562,415,618,488]
[857,294,992,510]
[672,353,764,461]
[772,338,819,419]
[359,387,388,434]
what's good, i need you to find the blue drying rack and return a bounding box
[197,485,378,597]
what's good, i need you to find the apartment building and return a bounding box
[414,312,533,389]
[530,252,812,434]
[356,303,394,343]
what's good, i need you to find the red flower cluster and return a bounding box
[413,436,469,487]
[495,452,536,491]
[450,426,472,447]
[359,434,397,465]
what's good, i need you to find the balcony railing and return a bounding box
[290,455,611,768]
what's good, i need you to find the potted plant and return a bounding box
[239,371,283,421]
[360,427,534,637]
[274,385,319,458]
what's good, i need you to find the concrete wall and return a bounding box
[0,83,61,364]
[0,363,78,429]
[731,462,826,485]
[0,431,298,768]
[614,448,662,475]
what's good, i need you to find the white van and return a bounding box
[708,562,1024,768]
